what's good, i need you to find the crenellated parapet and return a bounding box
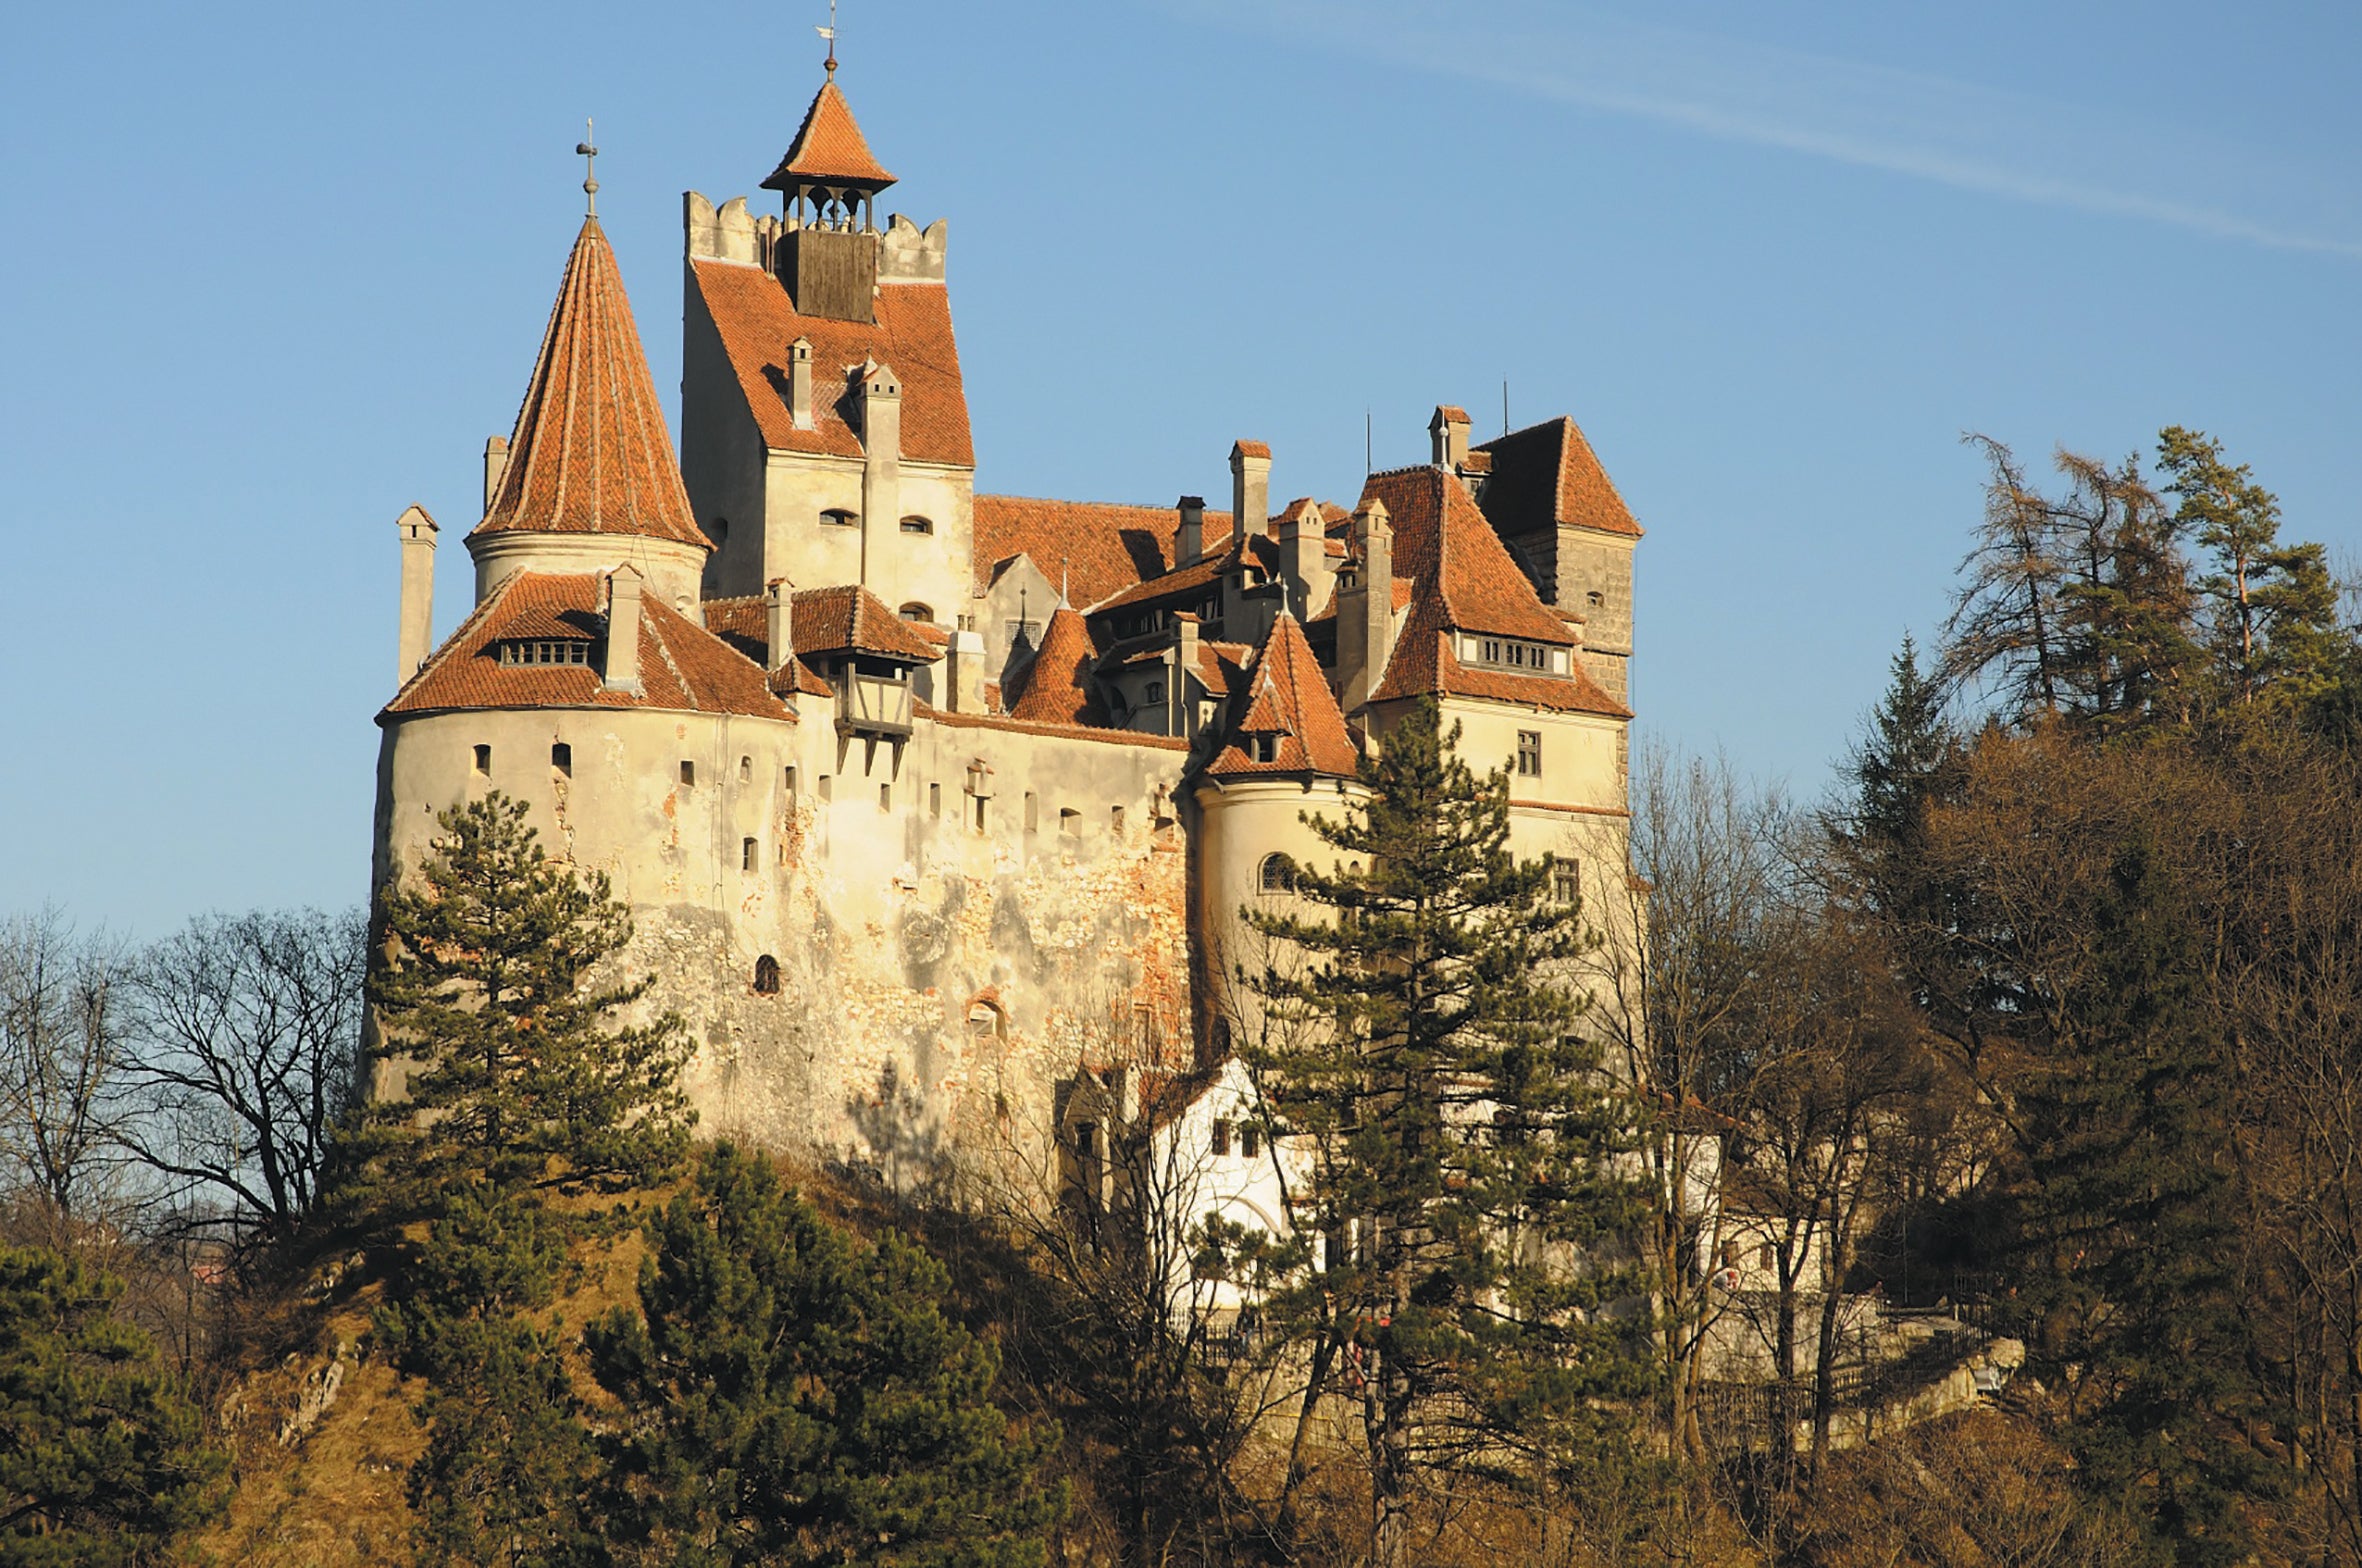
[686,191,946,285]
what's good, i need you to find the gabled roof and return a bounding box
[1474,416,1642,539]
[472,219,709,550]
[1206,613,1360,779]
[1370,595,1630,719]
[1358,466,1578,648]
[762,79,897,190]
[786,584,943,663]
[383,573,793,721]
[1004,607,1107,725]
[690,261,973,466]
[972,497,1210,607]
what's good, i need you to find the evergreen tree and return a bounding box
[359,793,694,1215]
[0,1245,227,1565]
[1240,697,1651,1568]
[582,1141,1065,1568]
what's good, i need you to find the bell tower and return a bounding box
[760,54,897,323]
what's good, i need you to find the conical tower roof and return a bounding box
[471,218,709,550]
[762,78,897,192]
[1005,607,1106,725]
[1207,613,1360,778]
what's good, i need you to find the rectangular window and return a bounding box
[1025,793,1038,833]
[1241,1125,1261,1159]
[1110,805,1125,834]
[472,744,491,775]
[784,766,799,801]
[1211,1120,1232,1157]
[742,837,758,872]
[818,775,833,803]
[1552,861,1581,904]
[879,783,892,813]
[679,760,696,787]
[929,782,941,817]
[1515,730,1542,777]
[972,796,987,832]
[1059,807,1080,836]
[550,742,571,776]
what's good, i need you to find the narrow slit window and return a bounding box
[1241,1124,1261,1159]
[679,759,696,787]
[472,744,491,775]
[784,766,799,801]
[550,742,571,776]
[1110,805,1125,833]
[929,782,941,817]
[818,775,833,803]
[972,796,987,832]
[879,783,892,813]
[739,756,753,783]
[1024,793,1038,833]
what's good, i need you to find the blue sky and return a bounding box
[2,0,2356,933]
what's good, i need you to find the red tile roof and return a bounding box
[1474,416,1642,539]
[1358,466,1578,647]
[1004,607,1108,725]
[785,584,943,662]
[1232,439,1271,459]
[383,573,793,721]
[690,260,973,466]
[921,706,1192,751]
[971,496,1211,607]
[762,79,896,190]
[472,219,709,551]
[1206,613,1361,779]
[1370,595,1630,719]
[699,594,831,694]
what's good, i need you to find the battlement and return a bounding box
[685,191,946,284]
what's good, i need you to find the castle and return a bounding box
[371,62,1644,1193]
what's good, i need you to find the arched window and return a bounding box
[899,515,934,535]
[898,602,934,623]
[820,508,858,528]
[1258,853,1296,895]
[753,955,781,995]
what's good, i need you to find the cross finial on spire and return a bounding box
[575,118,600,216]
[817,0,838,75]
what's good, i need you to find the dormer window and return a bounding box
[1247,734,1279,764]
[1463,636,1566,676]
[496,639,592,667]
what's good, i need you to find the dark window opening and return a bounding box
[929,782,942,817]
[742,837,758,872]
[899,515,933,535]
[753,954,781,994]
[899,602,934,623]
[1211,1120,1232,1157]
[1241,1124,1262,1159]
[1515,730,1542,778]
[679,760,696,787]
[550,742,571,775]
[472,744,491,775]
[739,755,753,783]
[821,508,858,528]
[496,639,591,666]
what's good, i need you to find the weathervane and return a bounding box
[817,0,838,75]
[576,118,599,216]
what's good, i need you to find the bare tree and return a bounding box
[114,908,366,1247]
[0,908,128,1236]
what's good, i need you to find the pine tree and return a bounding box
[582,1142,1065,1568]
[0,1245,228,1565]
[360,793,694,1215]
[1240,697,1651,1568]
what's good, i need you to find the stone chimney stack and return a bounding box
[1170,613,1201,738]
[788,336,815,430]
[395,504,438,684]
[482,437,509,512]
[765,577,794,677]
[1228,441,1270,557]
[1339,496,1393,713]
[1175,494,1206,566]
[604,565,645,693]
[1277,499,1331,621]
[1429,406,1470,471]
[858,359,902,588]
[946,628,987,714]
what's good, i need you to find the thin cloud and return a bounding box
[1164,0,2362,261]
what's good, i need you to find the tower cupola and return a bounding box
[761,63,897,322]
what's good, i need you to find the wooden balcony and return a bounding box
[835,669,914,738]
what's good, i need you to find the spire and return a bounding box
[762,75,897,195]
[471,218,708,549]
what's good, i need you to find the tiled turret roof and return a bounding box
[1005,606,1107,725]
[1206,613,1360,779]
[1474,416,1642,538]
[472,219,710,551]
[762,79,897,191]
[1357,466,1575,648]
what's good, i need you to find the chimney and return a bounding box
[482,437,509,512]
[395,504,438,684]
[765,577,794,679]
[1277,498,1330,621]
[604,565,645,693]
[788,336,814,431]
[1228,441,1270,557]
[1429,406,1470,471]
[1175,494,1206,567]
[946,628,987,714]
[1170,613,1200,738]
[859,359,902,589]
[1340,497,1393,713]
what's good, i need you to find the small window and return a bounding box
[680,760,696,787]
[1758,1242,1777,1270]
[742,837,758,872]
[1211,1120,1232,1157]
[1110,805,1125,833]
[709,515,730,545]
[899,602,934,622]
[1074,1122,1096,1159]
[968,1001,1004,1038]
[1552,861,1581,905]
[972,796,987,832]
[1145,680,1165,703]
[1515,731,1542,778]
[739,756,753,783]
[1587,590,1605,609]
[899,515,933,535]
[1059,807,1080,836]
[753,955,780,995]
[784,766,799,801]
[821,508,858,528]
[1241,1125,1261,1159]
[472,744,491,775]
[550,742,571,776]
[1259,854,1296,895]
[879,783,892,813]
[929,782,942,817]
[818,775,833,803]
[1247,735,1279,764]
[1025,793,1038,833]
